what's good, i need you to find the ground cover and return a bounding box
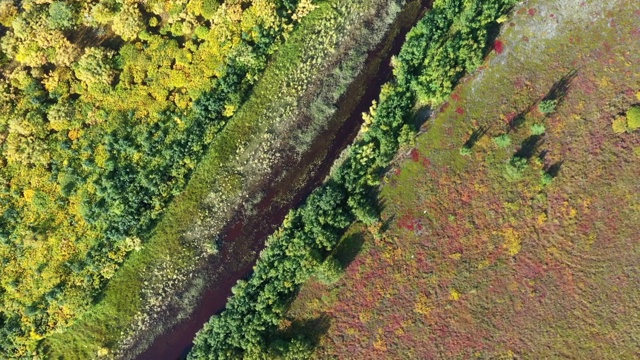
[284,0,640,358]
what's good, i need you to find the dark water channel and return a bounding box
[136,1,430,359]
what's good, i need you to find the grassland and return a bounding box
[284,0,640,357]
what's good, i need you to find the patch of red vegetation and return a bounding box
[528,8,537,16]
[451,93,461,102]
[409,148,421,162]
[455,106,465,115]
[408,148,432,168]
[505,112,518,125]
[574,74,596,95]
[398,214,416,231]
[513,77,526,90]
[631,27,640,37]
[493,40,504,54]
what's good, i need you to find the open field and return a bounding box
[285,0,640,357]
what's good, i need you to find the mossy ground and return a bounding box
[284,0,640,358]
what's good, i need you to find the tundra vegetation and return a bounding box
[283,0,640,358]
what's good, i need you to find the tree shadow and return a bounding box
[506,104,536,134]
[332,232,365,269]
[413,105,432,131]
[265,314,332,357]
[514,134,544,160]
[482,21,503,58]
[285,314,332,344]
[463,125,490,150]
[542,69,578,106]
[544,160,564,178]
[269,314,332,348]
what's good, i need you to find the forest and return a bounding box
[0,0,311,355]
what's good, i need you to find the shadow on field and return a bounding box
[288,314,332,343]
[506,106,533,133]
[414,105,433,131]
[542,69,578,106]
[270,314,332,352]
[545,160,564,178]
[333,232,365,269]
[514,134,544,160]
[463,125,490,150]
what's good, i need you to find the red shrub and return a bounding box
[455,107,465,115]
[494,40,504,54]
[505,112,517,125]
[410,148,421,162]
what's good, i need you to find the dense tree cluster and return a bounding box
[0,0,307,355]
[188,0,517,358]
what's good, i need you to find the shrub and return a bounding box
[612,116,627,134]
[538,99,557,114]
[504,156,527,181]
[540,172,553,187]
[529,123,545,135]
[626,106,640,131]
[459,146,472,156]
[493,134,511,148]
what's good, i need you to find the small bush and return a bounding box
[626,106,640,131]
[315,257,344,285]
[538,99,557,114]
[493,134,511,148]
[612,116,627,134]
[504,156,527,181]
[459,146,472,156]
[529,123,546,135]
[540,172,553,187]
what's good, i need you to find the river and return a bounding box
[136,1,430,358]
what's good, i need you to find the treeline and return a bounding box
[188,0,517,358]
[0,0,311,355]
